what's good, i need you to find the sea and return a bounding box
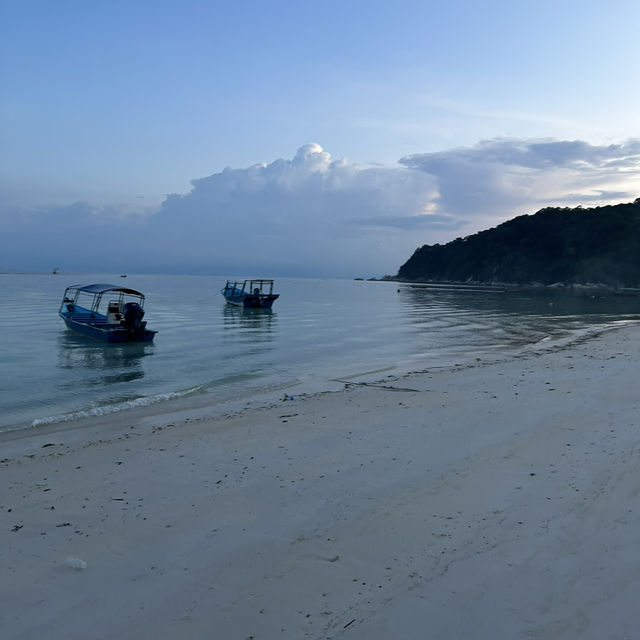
[2,272,640,435]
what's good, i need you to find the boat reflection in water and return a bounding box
[221,304,277,341]
[57,332,152,387]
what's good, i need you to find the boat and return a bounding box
[221,279,279,309]
[58,283,157,342]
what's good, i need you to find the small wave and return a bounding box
[30,385,205,428]
[518,320,636,355]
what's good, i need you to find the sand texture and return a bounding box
[2,324,640,639]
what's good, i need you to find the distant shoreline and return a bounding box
[374,275,640,295]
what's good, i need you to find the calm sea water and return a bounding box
[2,273,640,434]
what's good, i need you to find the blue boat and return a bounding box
[221,279,279,309]
[59,283,157,342]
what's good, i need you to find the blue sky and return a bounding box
[1,0,639,276]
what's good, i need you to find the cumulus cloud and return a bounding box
[143,143,438,275]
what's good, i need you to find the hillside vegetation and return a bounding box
[397,198,640,287]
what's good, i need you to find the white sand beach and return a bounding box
[2,324,639,639]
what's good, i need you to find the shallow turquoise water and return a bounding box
[2,273,640,433]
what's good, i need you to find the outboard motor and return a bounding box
[123,302,147,334]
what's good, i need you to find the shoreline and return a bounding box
[1,315,627,441]
[2,323,639,638]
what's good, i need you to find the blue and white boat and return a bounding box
[221,279,279,309]
[59,283,157,342]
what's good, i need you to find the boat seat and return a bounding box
[107,301,122,323]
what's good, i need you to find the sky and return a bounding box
[1,0,639,277]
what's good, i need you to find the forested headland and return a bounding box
[396,198,640,287]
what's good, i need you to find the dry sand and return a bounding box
[2,324,640,639]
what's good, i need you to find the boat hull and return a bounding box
[224,294,279,309]
[60,314,157,343]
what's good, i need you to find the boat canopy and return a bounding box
[65,283,145,296]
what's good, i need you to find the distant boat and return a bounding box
[120,274,127,278]
[59,283,157,342]
[52,268,59,275]
[221,279,279,309]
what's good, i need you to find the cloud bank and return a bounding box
[1,140,639,277]
[400,138,640,228]
[144,143,441,275]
